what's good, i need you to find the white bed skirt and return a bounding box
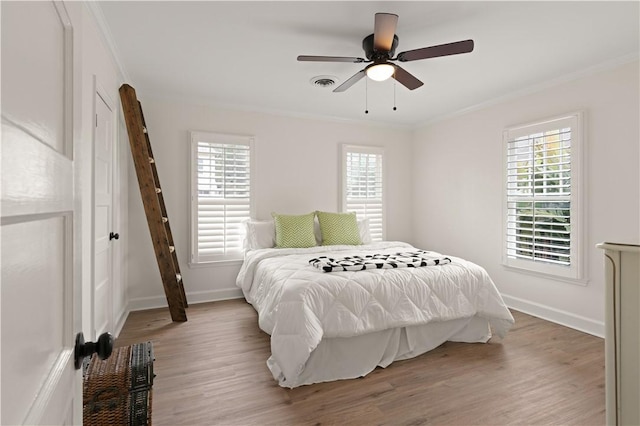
[267,315,492,388]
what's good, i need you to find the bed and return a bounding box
[236,222,515,388]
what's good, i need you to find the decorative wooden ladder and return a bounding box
[120,84,188,322]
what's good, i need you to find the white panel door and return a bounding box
[1,1,80,424]
[94,89,114,338]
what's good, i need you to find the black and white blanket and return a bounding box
[309,250,452,273]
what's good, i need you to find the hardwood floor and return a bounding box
[116,299,605,425]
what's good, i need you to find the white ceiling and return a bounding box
[96,1,639,127]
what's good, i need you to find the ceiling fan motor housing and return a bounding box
[362,33,399,60]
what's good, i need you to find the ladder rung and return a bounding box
[169,245,175,253]
[149,157,155,163]
[176,274,182,282]
[155,187,161,193]
[162,217,168,223]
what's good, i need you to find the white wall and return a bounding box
[126,102,414,310]
[411,60,640,336]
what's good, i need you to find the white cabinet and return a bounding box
[597,242,640,426]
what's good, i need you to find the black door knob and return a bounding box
[109,232,119,241]
[74,332,114,369]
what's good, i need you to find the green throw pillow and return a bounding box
[272,212,317,248]
[316,211,362,246]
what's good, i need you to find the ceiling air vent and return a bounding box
[310,75,338,88]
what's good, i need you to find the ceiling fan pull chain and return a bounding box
[365,77,369,114]
[393,78,397,111]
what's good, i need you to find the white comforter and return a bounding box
[236,241,514,386]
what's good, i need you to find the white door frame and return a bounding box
[91,77,118,339]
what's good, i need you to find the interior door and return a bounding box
[94,87,115,338]
[1,1,81,424]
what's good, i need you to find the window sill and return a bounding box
[189,259,243,269]
[502,263,589,286]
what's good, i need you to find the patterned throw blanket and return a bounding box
[309,250,452,273]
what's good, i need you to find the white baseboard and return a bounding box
[127,287,244,313]
[186,288,244,304]
[502,294,604,338]
[113,307,129,338]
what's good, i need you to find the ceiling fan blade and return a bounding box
[392,64,423,90]
[396,39,474,62]
[333,69,366,92]
[297,55,366,63]
[373,13,398,52]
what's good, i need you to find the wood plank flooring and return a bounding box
[116,299,605,425]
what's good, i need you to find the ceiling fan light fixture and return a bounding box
[366,63,394,81]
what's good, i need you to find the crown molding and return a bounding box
[413,53,640,131]
[144,92,415,132]
[83,1,132,84]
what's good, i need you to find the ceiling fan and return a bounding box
[297,13,474,92]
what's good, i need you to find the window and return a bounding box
[190,132,254,264]
[341,145,385,241]
[503,112,583,280]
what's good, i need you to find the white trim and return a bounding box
[66,0,85,422]
[127,295,172,312]
[340,144,386,241]
[127,288,243,312]
[112,103,125,343]
[503,294,604,338]
[145,92,413,131]
[502,264,589,287]
[188,259,243,269]
[83,1,130,83]
[58,0,74,160]
[189,132,255,264]
[91,77,117,340]
[502,111,585,281]
[113,305,129,338]
[183,288,244,304]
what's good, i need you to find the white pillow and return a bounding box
[243,220,275,250]
[358,218,372,244]
[314,218,322,245]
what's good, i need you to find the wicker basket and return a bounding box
[83,342,154,426]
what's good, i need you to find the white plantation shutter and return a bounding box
[503,113,583,280]
[342,145,385,241]
[190,132,253,263]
